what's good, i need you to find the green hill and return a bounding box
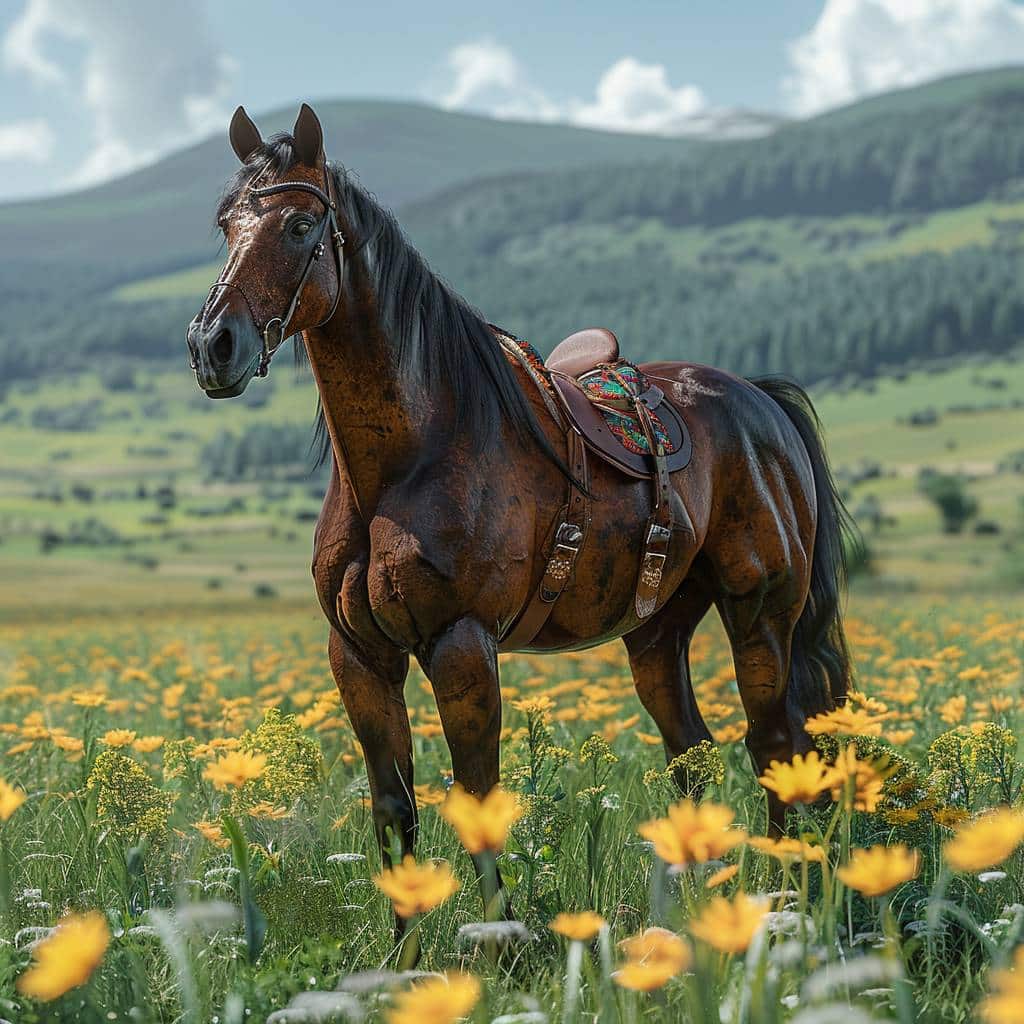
[4,68,1024,390]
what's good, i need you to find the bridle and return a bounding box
[191,155,346,379]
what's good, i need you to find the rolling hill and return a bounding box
[3,66,1024,389]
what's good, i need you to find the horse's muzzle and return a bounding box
[186,294,262,398]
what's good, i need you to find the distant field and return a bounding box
[0,353,1020,621]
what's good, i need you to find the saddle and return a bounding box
[497,327,692,651]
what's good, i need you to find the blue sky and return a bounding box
[2,0,1024,201]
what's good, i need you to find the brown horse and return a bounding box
[187,104,852,893]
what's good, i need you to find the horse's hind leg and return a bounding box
[624,582,715,794]
[716,588,805,834]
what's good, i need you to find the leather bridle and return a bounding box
[192,155,345,379]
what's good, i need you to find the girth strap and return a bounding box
[499,429,590,651]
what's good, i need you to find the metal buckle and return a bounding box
[555,522,583,550]
[646,522,671,545]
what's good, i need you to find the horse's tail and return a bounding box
[751,376,856,722]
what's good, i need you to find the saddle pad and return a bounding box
[578,364,676,457]
[498,331,675,459]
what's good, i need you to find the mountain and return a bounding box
[0,100,704,293]
[3,67,1024,389]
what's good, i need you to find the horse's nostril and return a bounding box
[210,328,234,366]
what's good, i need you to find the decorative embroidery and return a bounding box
[578,364,675,456]
[496,328,674,457]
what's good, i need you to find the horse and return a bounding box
[186,103,854,917]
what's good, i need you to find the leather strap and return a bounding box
[604,364,674,619]
[500,430,589,650]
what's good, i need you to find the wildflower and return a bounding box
[579,734,618,764]
[886,729,916,746]
[805,706,887,737]
[86,751,172,843]
[414,784,446,806]
[614,927,691,991]
[386,973,480,1024]
[747,835,827,864]
[0,778,26,821]
[759,752,833,805]
[100,729,136,748]
[203,751,267,791]
[440,784,523,854]
[194,819,230,849]
[70,692,106,708]
[17,911,110,1001]
[637,799,745,867]
[132,735,165,754]
[980,944,1024,1024]
[944,808,1024,873]
[828,744,885,812]
[52,734,84,756]
[938,695,966,725]
[706,864,739,888]
[512,695,555,717]
[689,893,769,954]
[549,911,606,941]
[238,708,323,805]
[837,845,920,897]
[666,741,726,788]
[373,855,460,918]
[247,802,290,820]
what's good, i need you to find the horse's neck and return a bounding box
[301,304,424,516]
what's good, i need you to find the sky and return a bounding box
[2,0,1024,202]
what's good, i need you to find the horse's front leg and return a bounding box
[422,618,505,910]
[328,629,416,870]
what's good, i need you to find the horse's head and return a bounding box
[186,103,345,397]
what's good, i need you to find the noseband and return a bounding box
[193,155,346,379]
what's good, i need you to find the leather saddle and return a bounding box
[498,325,694,651]
[546,329,692,478]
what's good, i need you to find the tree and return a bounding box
[918,473,979,534]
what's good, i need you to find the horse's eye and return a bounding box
[290,219,313,238]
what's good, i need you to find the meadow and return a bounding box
[0,353,1023,1021]
[0,594,1021,1022]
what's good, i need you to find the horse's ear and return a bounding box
[292,103,324,166]
[229,106,262,163]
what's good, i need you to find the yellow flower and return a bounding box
[194,819,230,849]
[747,835,827,864]
[944,808,1024,873]
[414,784,447,806]
[549,911,606,941]
[70,692,106,708]
[132,735,165,754]
[386,973,480,1024]
[247,802,290,820]
[689,893,769,954]
[203,750,267,791]
[17,911,110,1001]
[886,729,916,746]
[758,752,833,805]
[981,944,1024,1024]
[0,778,26,821]
[373,855,460,918]
[837,844,920,897]
[637,799,746,867]
[52,734,84,755]
[705,864,739,888]
[805,706,887,737]
[101,729,136,748]
[440,784,523,854]
[827,744,885,812]
[614,927,691,991]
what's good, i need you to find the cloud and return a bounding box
[436,40,709,135]
[785,0,1024,116]
[2,0,236,187]
[570,58,707,134]
[0,118,55,162]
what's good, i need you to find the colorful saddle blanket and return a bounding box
[506,336,676,457]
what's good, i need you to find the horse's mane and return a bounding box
[217,133,565,476]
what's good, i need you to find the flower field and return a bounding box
[0,595,1022,1023]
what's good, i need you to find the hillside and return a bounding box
[0,355,1021,618]
[3,67,1024,389]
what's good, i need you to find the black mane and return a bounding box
[217,133,566,477]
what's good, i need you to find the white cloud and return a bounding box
[436,40,710,135]
[570,58,707,134]
[0,118,55,162]
[785,0,1024,116]
[2,0,236,187]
